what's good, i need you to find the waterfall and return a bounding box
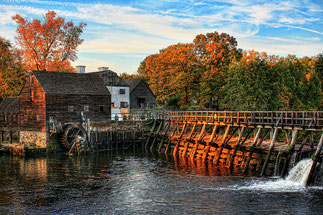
[238,159,315,192]
[285,159,312,185]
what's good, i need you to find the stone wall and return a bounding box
[19,131,47,148]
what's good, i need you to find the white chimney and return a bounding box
[76,65,86,73]
[98,67,109,71]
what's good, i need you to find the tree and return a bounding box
[157,43,199,106]
[0,37,25,101]
[193,31,242,107]
[314,53,323,88]
[12,10,86,73]
[223,50,280,110]
[120,73,140,80]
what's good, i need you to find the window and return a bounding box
[84,105,89,112]
[30,76,33,83]
[138,98,146,108]
[120,102,128,108]
[120,89,125,94]
[99,106,104,112]
[37,115,42,121]
[49,115,55,123]
[30,89,34,101]
[68,106,74,112]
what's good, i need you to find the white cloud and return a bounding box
[0,0,322,74]
[238,36,323,57]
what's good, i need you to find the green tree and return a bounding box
[223,51,280,110]
[0,37,25,101]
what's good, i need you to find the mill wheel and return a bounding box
[59,125,87,150]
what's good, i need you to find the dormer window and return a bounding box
[120,89,125,94]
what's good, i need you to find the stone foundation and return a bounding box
[19,131,47,148]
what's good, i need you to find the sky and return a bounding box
[0,0,322,75]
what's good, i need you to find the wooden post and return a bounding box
[281,129,298,177]
[173,122,187,156]
[122,131,125,150]
[202,123,218,161]
[182,122,196,157]
[213,125,231,165]
[165,123,178,154]
[158,122,170,153]
[305,132,323,186]
[228,126,245,168]
[295,133,310,162]
[243,127,262,173]
[9,131,12,144]
[260,127,279,176]
[190,123,206,158]
[87,118,91,143]
[150,121,164,151]
[145,120,157,150]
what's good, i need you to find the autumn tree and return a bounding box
[12,10,86,73]
[156,43,199,106]
[138,53,173,104]
[0,37,25,101]
[193,32,242,107]
[137,30,321,110]
[120,73,140,80]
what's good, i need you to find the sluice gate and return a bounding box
[144,111,323,185]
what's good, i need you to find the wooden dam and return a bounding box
[142,111,323,185]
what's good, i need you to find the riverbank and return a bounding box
[0,142,47,156]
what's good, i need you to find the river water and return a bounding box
[0,151,323,215]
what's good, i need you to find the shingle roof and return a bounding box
[124,79,141,92]
[33,71,110,96]
[124,79,155,98]
[0,97,19,114]
[91,70,129,87]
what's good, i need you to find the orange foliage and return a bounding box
[306,73,311,82]
[12,10,86,72]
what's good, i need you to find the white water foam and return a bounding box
[204,159,321,192]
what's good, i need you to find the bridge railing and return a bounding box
[168,111,323,128]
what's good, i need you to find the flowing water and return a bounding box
[0,151,323,215]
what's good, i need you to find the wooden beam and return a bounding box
[260,127,279,176]
[281,129,299,177]
[306,132,323,186]
[202,123,218,161]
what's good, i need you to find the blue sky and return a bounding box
[0,0,322,74]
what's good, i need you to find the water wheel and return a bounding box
[59,124,87,151]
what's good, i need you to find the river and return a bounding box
[0,151,323,214]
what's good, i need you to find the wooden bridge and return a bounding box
[143,110,323,185]
[152,111,323,129]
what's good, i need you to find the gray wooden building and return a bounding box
[124,79,156,109]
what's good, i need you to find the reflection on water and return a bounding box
[0,151,323,214]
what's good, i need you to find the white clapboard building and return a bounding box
[77,66,130,120]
